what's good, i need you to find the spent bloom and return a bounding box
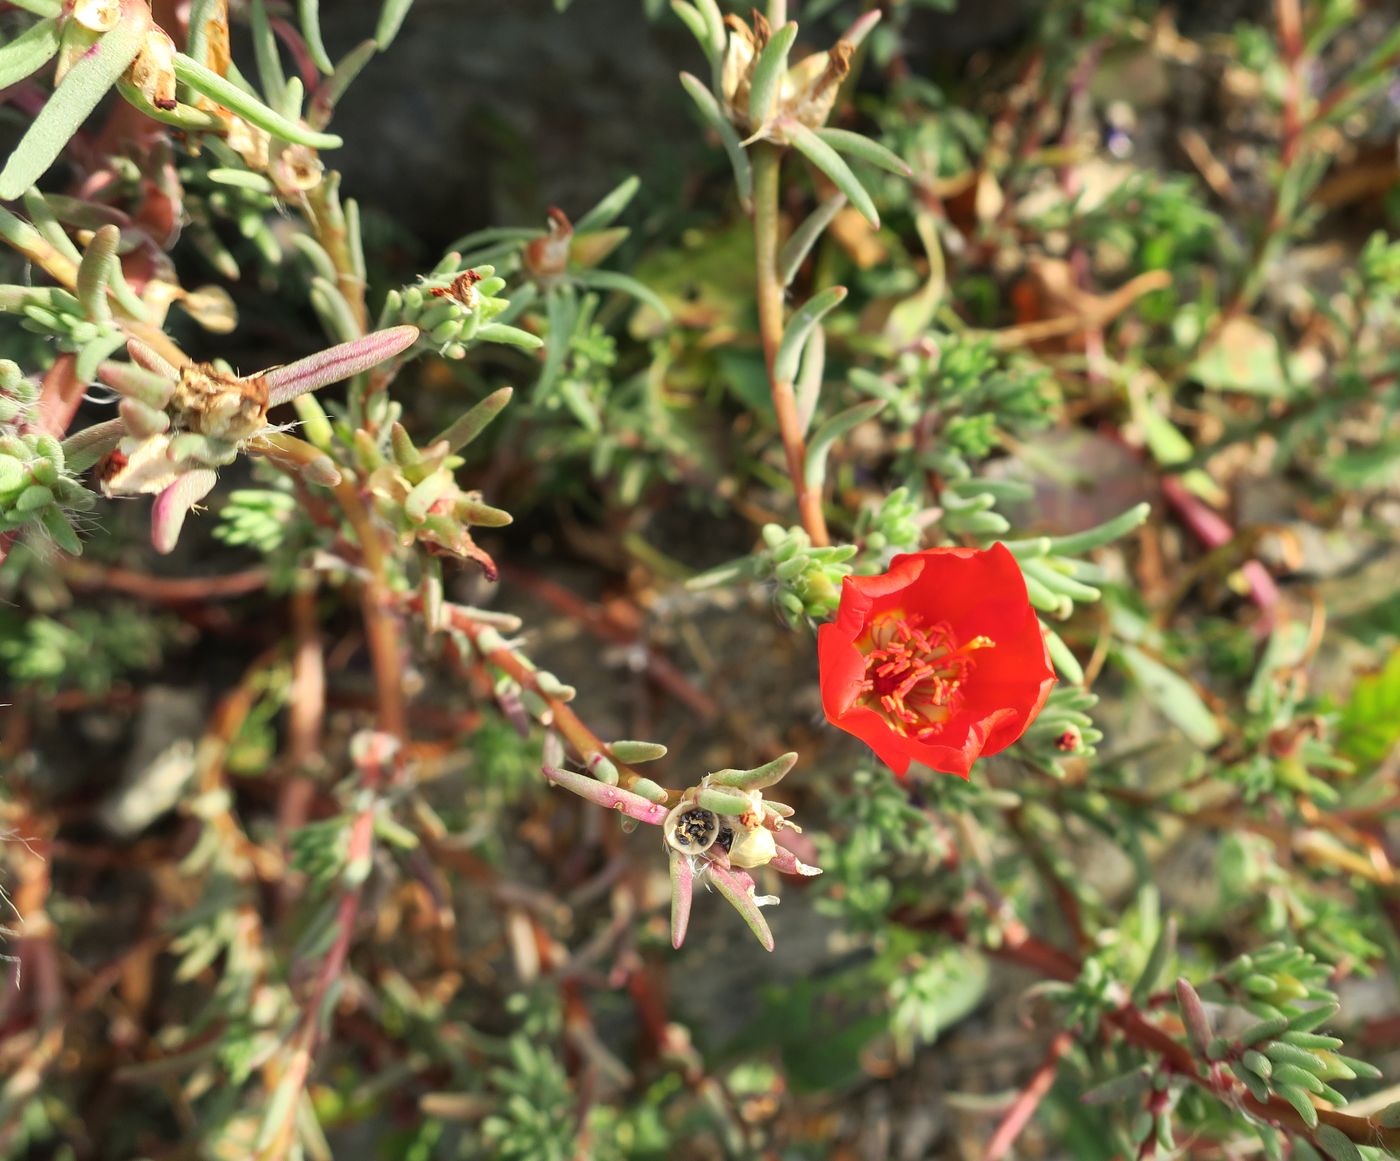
[818,545,1055,778]
[93,326,419,553]
[718,11,879,144]
[543,752,820,951]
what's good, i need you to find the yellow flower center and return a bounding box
[856,613,994,737]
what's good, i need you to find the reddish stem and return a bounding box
[984,1030,1074,1161]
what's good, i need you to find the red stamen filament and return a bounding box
[856,614,994,738]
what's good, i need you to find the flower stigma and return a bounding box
[855,612,995,737]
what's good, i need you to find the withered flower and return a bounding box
[718,12,858,144]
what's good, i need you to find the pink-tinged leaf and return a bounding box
[842,8,881,48]
[0,5,149,200]
[669,849,694,949]
[99,361,175,409]
[151,469,217,554]
[1176,978,1213,1057]
[707,863,775,952]
[541,766,669,826]
[264,326,420,406]
[127,338,181,379]
[60,417,124,472]
[770,844,823,877]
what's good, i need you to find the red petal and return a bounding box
[817,620,868,718]
[826,704,913,776]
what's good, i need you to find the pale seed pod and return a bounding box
[663,801,720,856]
[728,822,777,869]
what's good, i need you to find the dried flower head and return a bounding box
[72,0,121,32]
[663,799,721,856]
[429,270,483,310]
[523,208,573,285]
[719,13,854,144]
[126,27,178,111]
[171,363,269,442]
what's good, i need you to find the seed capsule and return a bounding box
[663,802,720,856]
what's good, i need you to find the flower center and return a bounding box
[856,613,994,738]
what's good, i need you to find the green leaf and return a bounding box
[1115,643,1223,749]
[1020,557,1102,606]
[185,0,227,68]
[433,387,514,452]
[805,399,885,489]
[774,285,845,383]
[671,0,724,68]
[794,319,824,435]
[814,127,912,176]
[476,323,544,350]
[575,268,672,321]
[249,0,287,103]
[573,175,640,233]
[297,0,335,73]
[679,72,753,206]
[39,505,82,554]
[886,208,946,344]
[1312,1127,1364,1161]
[1130,917,1176,1005]
[0,15,147,200]
[707,864,774,951]
[0,16,62,91]
[309,40,377,129]
[75,225,119,325]
[173,53,344,150]
[1338,648,1400,765]
[778,193,845,287]
[1006,503,1151,558]
[747,21,799,131]
[376,0,415,49]
[671,1,715,63]
[785,121,880,228]
[1188,318,1305,398]
[1044,625,1085,684]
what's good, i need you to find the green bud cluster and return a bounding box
[379,261,541,360]
[760,523,856,626]
[2,282,125,382]
[0,428,94,553]
[687,523,857,627]
[1018,686,1104,769]
[186,153,283,278]
[0,361,37,423]
[214,487,298,554]
[1157,944,1385,1131]
[853,485,923,561]
[356,407,512,567]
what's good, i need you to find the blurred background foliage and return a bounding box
[3,0,1400,1158]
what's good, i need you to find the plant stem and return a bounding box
[0,207,187,369]
[440,604,673,803]
[250,431,407,743]
[912,909,1400,1154]
[751,143,829,546]
[984,1030,1074,1161]
[304,180,368,336]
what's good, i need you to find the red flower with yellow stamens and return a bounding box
[818,544,1055,778]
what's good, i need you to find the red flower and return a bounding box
[817,544,1055,778]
